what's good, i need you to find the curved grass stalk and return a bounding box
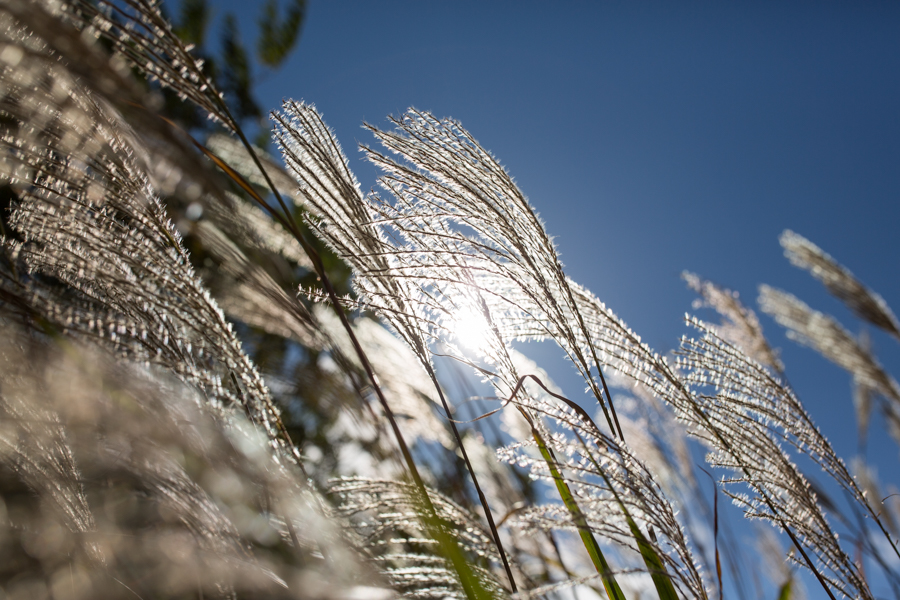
[364,110,623,439]
[272,101,518,595]
[498,375,705,599]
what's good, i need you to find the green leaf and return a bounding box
[778,579,793,600]
[412,486,496,600]
[257,0,306,68]
[221,14,261,122]
[561,404,681,600]
[175,0,209,48]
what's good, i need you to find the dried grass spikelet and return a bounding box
[497,395,709,600]
[360,108,622,436]
[0,325,380,599]
[683,271,783,372]
[758,285,900,403]
[543,273,874,598]
[847,329,883,451]
[679,319,879,517]
[61,0,235,130]
[0,30,299,466]
[274,101,533,421]
[780,230,900,340]
[0,0,230,202]
[678,319,874,600]
[561,281,688,412]
[330,477,510,600]
[273,102,440,373]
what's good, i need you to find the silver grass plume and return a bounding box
[852,374,875,449]
[62,0,236,130]
[683,271,783,372]
[0,325,379,599]
[272,101,444,373]
[330,477,510,599]
[358,114,881,599]
[0,343,97,560]
[678,319,873,600]
[195,219,321,348]
[0,0,234,206]
[274,102,530,421]
[362,109,623,438]
[530,275,869,598]
[679,316,896,534]
[780,230,900,340]
[271,100,475,460]
[563,280,688,409]
[758,285,900,403]
[497,395,708,600]
[302,106,705,593]
[273,100,519,593]
[316,132,606,589]
[0,25,298,465]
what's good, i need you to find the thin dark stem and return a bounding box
[423,364,518,592]
[229,118,435,502]
[780,520,838,600]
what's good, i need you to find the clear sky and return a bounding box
[215,0,900,585]
[224,0,900,461]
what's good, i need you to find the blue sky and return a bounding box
[227,0,900,460]
[210,0,900,591]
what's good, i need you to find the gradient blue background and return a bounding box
[213,0,900,592]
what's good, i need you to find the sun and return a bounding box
[450,307,493,354]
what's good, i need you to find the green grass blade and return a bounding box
[563,409,682,600]
[778,579,793,600]
[533,431,626,600]
[413,486,496,600]
[627,516,679,600]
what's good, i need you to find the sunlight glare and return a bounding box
[450,307,492,354]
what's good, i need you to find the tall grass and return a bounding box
[1,1,899,598]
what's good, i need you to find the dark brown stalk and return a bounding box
[665,366,843,600]
[226,108,501,600]
[230,119,435,503]
[699,467,723,598]
[422,363,518,592]
[157,106,448,576]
